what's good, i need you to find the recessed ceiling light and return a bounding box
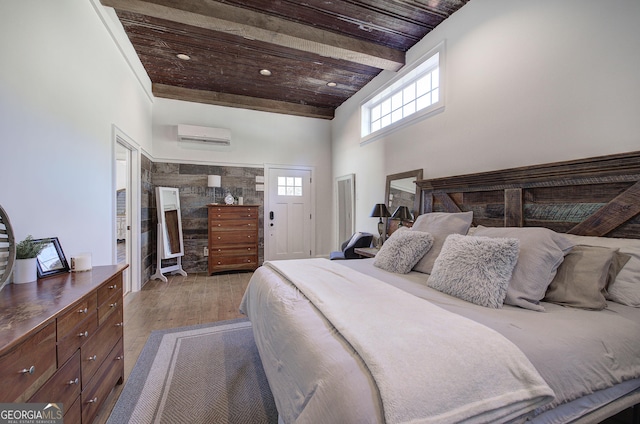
[326,82,337,87]
[176,54,191,60]
[260,69,272,76]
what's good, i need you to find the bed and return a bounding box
[240,151,640,424]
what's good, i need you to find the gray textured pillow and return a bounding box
[411,211,473,274]
[374,230,434,274]
[473,226,573,312]
[427,234,520,308]
[544,245,630,310]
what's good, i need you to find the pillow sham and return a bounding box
[374,229,434,274]
[473,226,573,311]
[562,234,640,307]
[410,211,473,274]
[544,245,629,310]
[427,234,520,308]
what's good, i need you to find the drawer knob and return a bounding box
[87,397,98,404]
[78,331,89,338]
[78,307,88,314]
[116,355,124,361]
[217,261,222,265]
[217,237,221,240]
[116,322,124,327]
[109,284,117,289]
[110,302,118,308]
[88,355,97,361]
[68,378,79,385]
[20,365,35,375]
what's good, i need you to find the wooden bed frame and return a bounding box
[416,150,640,239]
[416,150,640,422]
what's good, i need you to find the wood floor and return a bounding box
[93,271,252,424]
[90,269,637,424]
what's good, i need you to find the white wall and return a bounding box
[0,1,152,267]
[332,0,640,237]
[152,98,333,255]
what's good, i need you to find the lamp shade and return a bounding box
[392,206,413,221]
[207,175,221,188]
[370,203,391,218]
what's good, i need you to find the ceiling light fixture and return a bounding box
[176,54,191,60]
[326,82,337,87]
[260,69,272,76]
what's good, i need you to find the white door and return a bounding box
[115,141,132,294]
[266,167,312,260]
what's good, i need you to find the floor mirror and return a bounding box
[151,186,187,282]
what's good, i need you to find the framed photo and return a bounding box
[35,237,70,278]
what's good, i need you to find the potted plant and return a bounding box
[13,235,48,284]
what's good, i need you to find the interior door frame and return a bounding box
[264,164,316,261]
[112,125,141,292]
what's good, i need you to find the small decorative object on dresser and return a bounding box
[208,205,259,274]
[13,235,49,284]
[0,204,16,291]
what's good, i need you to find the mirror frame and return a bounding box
[335,174,356,247]
[35,237,70,278]
[156,186,185,259]
[385,169,423,220]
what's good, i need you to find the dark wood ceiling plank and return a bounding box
[101,0,405,71]
[153,83,335,119]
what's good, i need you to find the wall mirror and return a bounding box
[385,169,423,221]
[336,174,355,246]
[152,186,187,282]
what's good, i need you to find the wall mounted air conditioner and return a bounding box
[177,124,231,146]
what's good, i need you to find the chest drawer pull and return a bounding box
[115,322,124,327]
[88,355,97,361]
[116,355,124,361]
[108,284,117,289]
[20,366,35,375]
[68,378,79,385]
[110,302,117,308]
[78,331,89,338]
[78,307,88,314]
[86,397,98,404]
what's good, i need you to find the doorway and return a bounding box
[265,165,314,260]
[114,127,140,293]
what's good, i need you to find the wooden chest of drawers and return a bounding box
[208,205,259,274]
[0,265,127,423]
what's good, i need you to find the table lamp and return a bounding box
[370,203,391,245]
[392,206,413,227]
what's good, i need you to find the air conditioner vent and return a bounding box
[177,124,231,146]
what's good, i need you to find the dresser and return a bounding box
[0,265,127,423]
[208,205,259,274]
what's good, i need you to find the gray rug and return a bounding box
[107,319,278,424]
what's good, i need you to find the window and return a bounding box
[361,42,444,143]
[278,176,303,196]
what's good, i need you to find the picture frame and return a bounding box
[35,237,70,278]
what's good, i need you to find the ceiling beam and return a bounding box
[153,84,335,120]
[100,0,405,71]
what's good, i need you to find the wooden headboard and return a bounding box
[416,151,640,239]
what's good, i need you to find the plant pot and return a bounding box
[13,258,37,284]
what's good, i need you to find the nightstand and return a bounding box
[354,247,379,258]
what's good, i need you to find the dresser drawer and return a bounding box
[29,350,80,406]
[81,337,124,424]
[81,301,123,388]
[210,255,258,269]
[210,219,258,231]
[210,231,258,245]
[0,322,56,402]
[64,395,81,424]
[210,246,258,257]
[57,293,97,341]
[57,310,97,366]
[98,289,122,326]
[98,274,123,306]
[209,207,258,219]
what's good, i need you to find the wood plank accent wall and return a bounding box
[416,151,640,239]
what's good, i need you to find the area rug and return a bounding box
[107,319,278,424]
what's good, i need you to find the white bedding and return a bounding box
[240,258,640,423]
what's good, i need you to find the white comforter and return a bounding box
[242,259,554,423]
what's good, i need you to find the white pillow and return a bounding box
[473,226,573,311]
[563,234,640,307]
[428,234,520,308]
[410,212,473,274]
[374,229,434,274]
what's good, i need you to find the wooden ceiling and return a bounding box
[101,0,469,119]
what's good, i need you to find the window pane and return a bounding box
[294,177,302,187]
[432,69,440,88]
[432,88,439,103]
[403,85,415,103]
[286,187,294,196]
[285,177,293,186]
[371,104,381,121]
[371,120,381,132]
[391,92,403,111]
[278,176,285,186]
[391,108,403,123]
[381,114,391,128]
[416,94,431,111]
[278,187,286,196]
[416,74,431,97]
[294,187,302,196]
[403,101,416,117]
[380,98,391,116]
